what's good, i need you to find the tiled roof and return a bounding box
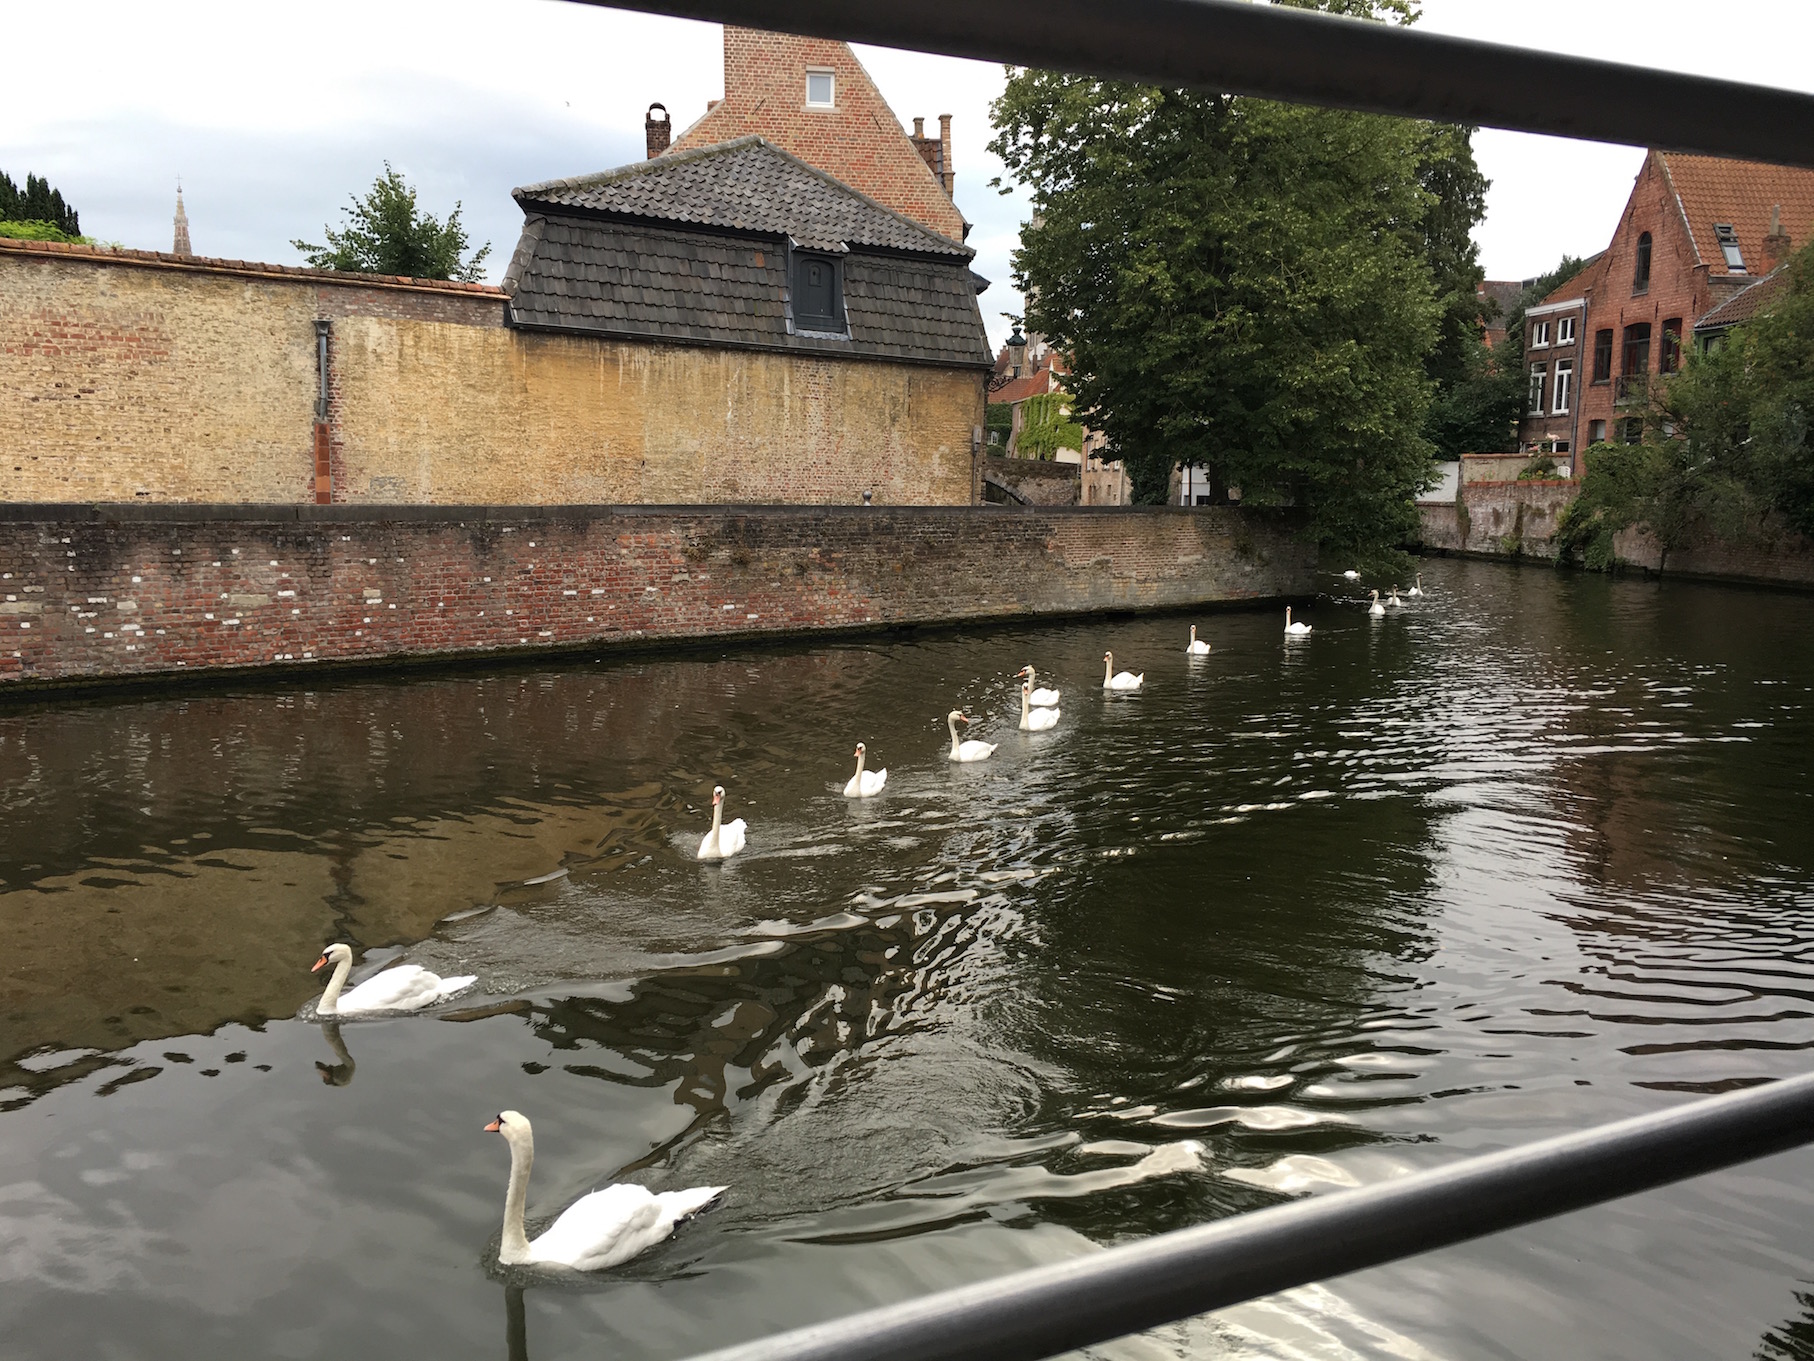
[1694,265,1792,332]
[1658,153,1814,278]
[992,367,1059,406]
[513,137,970,260]
[1477,280,1523,319]
[504,215,991,368]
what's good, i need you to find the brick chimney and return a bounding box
[937,113,954,195]
[645,103,671,159]
[1764,203,1792,270]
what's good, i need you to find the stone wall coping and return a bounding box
[982,455,1083,481]
[1462,479,1580,490]
[0,236,509,299]
[0,502,1266,525]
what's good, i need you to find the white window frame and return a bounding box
[1552,359,1574,415]
[805,68,836,108]
[1556,316,1576,345]
[1528,363,1547,414]
[1530,320,1550,348]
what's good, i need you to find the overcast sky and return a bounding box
[5,0,1809,351]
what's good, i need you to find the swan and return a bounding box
[844,742,887,798]
[1342,569,1361,581]
[1019,682,1060,732]
[1284,606,1312,635]
[1368,589,1385,618]
[947,710,997,762]
[1017,665,1061,708]
[1388,587,1404,608]
[1408,574,1425,598]
[486,1110,725,1271]
[311,943,476,1017]
[1186,625,1212,656]
[697,785,747,859]
[1102,651,1144,691]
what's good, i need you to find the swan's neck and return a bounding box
[500,1132,534,1264]
[318,954,352,1015]
[1285,608,1292,626]
[1020,689,1031,720]
[853,749,866,779]
[948,715,961,756]
[710,799,723,836]
[1103,655,1113,684]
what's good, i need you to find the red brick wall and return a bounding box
[0,505,1314,689]
[668,27,966,242]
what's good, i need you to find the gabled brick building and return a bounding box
[1558,152,1813,448]
[1517,257,1602,458]
[660,26,967,243]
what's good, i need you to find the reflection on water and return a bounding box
[3,558,1814,1360]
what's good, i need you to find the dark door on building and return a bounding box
[794,253,844,333]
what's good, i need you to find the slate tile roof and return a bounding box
[504,137,990,368]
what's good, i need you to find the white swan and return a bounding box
[1019,682,1060,732]
[1388,587,1405,608]
[696,785,747,860]
[1284,606,1312,636]
[1186,625,1212,656]
[947,709,997,762]
[1102,651,1144,691]
[311,943,476,1017]
[1342,569,1361,581]
[486,1110,724,1271]
[844,742,887,798]
[1368,589,1385,618]
[1017,665,1061,708]
[1408,574,1425,598]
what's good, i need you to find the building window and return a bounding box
[1589,419,1607,444]
[1634,231,1652,293]
[1592,329,1614,382]
[1552,359,1574,414]
[1659,318,1683,373]
[1531,319,1550,348]
[1622,418,1644,445]
[1527,363,1547,414]
[792,250,845,333]
[1714,223,1746,272]
[1621,323,1652,375]
[1557,316,1576,345]
[805,69,835,108]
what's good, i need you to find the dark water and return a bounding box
[5,557,1814,1361]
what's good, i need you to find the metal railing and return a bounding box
[572,0,1814,168]
[679,1073,1814,1361]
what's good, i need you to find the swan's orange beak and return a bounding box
[484,1116,503,1133]
[311,954,328,973]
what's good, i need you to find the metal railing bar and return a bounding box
[567,0,1814,169]
[678,1071,1814,1361]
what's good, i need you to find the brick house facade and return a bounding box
[664,27,966,243]
[1564,152,1812,449]
[1517,261,1598,457]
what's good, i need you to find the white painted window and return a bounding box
[1552,359,1573,414]
[1530,320,1550,348]
[1528,364,1546,414]
[806,69,835,108]
[1556,316,1575,345]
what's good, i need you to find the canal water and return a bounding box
[4,557,1814,1361]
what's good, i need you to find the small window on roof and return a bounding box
[792,251,846,334]
[1713,223,1746,272]
[806,69,835,108]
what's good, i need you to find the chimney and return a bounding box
[937,113,954,196]
[645,102,671,159]
[172,185,193,257]
[913,117,924,138]
[1764,203,1792,269]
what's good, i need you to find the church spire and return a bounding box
[172,183,192,257]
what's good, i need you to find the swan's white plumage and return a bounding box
[1388,588,1405,609]
[1342,569,1361,581]
[947,710,996,762]
[844,743,888,798]
[1102,652,1144,691]
[1018,666,1060,707]
[1284,607,1312,635]
[1408,574,1425,598]
[489,1110,723,1272]
[697,786,747,859]
[1019,684,1060,732]
[1368,590,1385,618]
[1186,625,1211,656]
[312,943,475,1017]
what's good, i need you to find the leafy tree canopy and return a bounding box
[293,163,490,282]
[989,0,1473,567]
[1559,241,1813,567]
[0,171,81,237]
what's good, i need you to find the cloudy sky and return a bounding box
[5,0,1809,350]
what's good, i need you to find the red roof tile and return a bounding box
[1658,153,1814,279]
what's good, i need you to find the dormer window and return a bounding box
[806,69,835,108]
[792,250,846,335]
[1714,223,1746,273]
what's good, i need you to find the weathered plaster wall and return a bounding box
[1416,480,1578,559]
[0,504,1314,690]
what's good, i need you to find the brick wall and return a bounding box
[980,454,1079,506]
[1,244,981,507]
[1611,522,1814,588]
[0,504,1314,690]
[667,28,966,241]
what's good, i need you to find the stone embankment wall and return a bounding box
[1611,522,1814,588]
[979,454,1080,506]
[0,241,980,508]
[0,504,1313,690]
[1418,480,1578,560]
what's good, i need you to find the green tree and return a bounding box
[1559,241,1813,567]
[988,0,1446,566]
[0,170,81,237]
[293,163,490,281]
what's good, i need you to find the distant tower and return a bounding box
[172,185,192,256]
